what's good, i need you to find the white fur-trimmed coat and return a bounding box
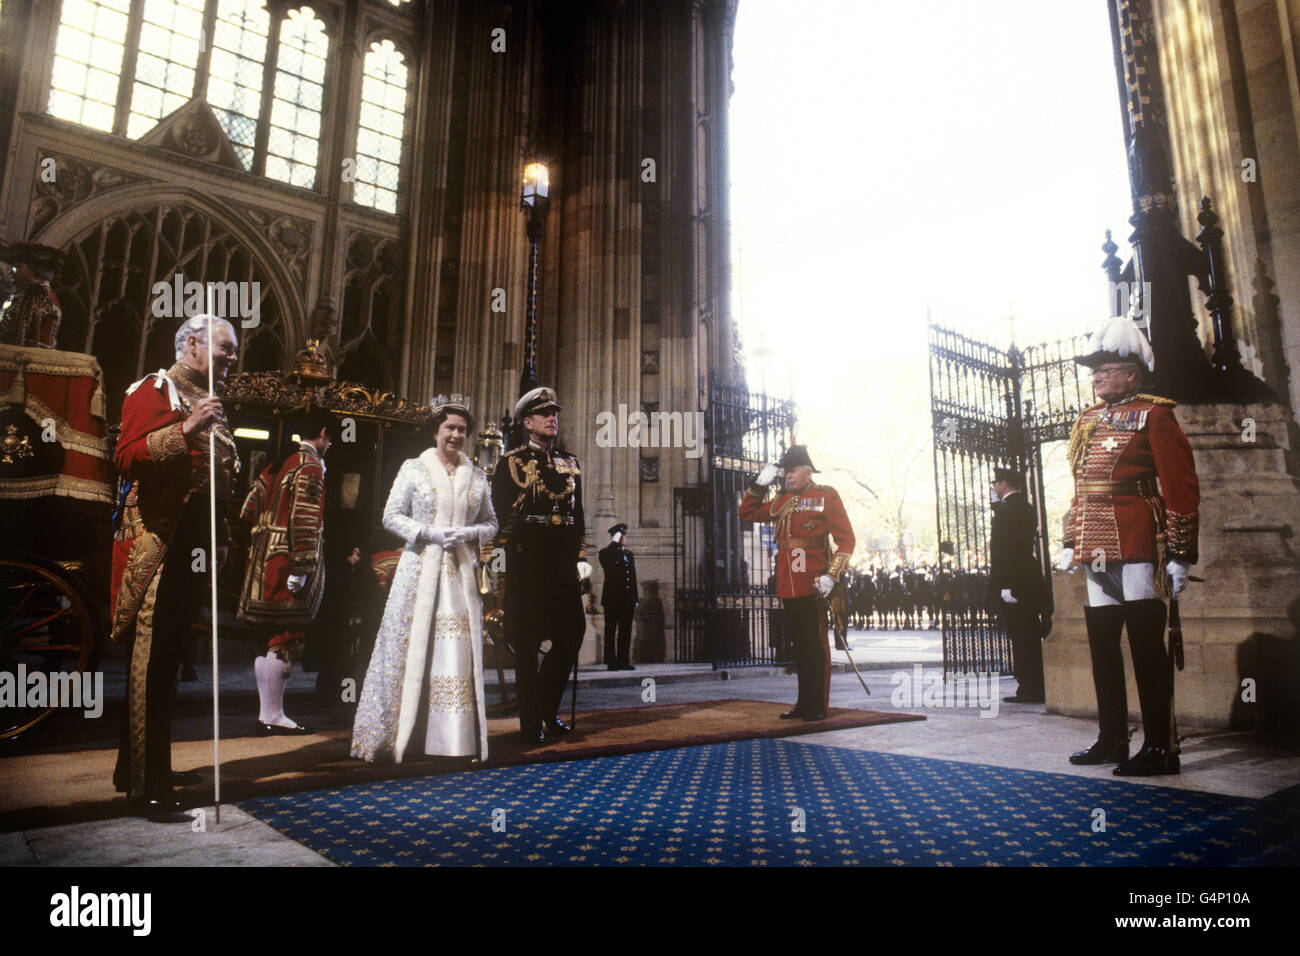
[350,449,497,762]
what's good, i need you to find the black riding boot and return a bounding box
[1070,604,1130,765]
[1114,599,1179,776]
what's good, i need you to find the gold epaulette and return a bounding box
[1134,392,1177,407]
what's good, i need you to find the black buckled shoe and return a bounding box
[1113,743,1180,776]
[130,792,191,823]
[779,708,803,720]
[521,724,546,745]
[545,716,572,736]
[800,712,828,722]
[1069,738,1130,765]
[256,720,312,736]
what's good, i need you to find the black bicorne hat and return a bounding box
[608,522,628,536]
[778,445,818,472]
[0,240,64,275]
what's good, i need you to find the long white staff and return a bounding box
[205,296,221,825]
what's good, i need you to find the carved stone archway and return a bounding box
[33,184,306,419]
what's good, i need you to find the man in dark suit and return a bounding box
[599,522,638,670]
[988,466,1045,703]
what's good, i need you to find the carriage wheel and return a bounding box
[0,555,97,741]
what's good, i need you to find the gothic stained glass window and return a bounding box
[47,0,131,132]
[126,0,206,139]
[207,0,270,170]
[354,39,408,214]
[266,6,327,190]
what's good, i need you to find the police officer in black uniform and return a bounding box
[491,387,590,745]
[987,466,1046,703]
[599,522,638,670]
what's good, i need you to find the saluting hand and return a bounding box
[755,463,780,487]
[182,396,224,437]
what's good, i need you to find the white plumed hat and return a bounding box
[1075,316,1155,372]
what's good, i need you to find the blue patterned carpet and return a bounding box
[238,739,1300,866]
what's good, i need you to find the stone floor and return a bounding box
[5,628,1297,866]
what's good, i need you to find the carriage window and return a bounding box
[207,0,270,170]
[354,39,408,214]
[126,0,205,139]
[47,0,131,132]
[265,6,328,189]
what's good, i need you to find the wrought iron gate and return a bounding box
[928,324,1091,678]
[673,382,796,667]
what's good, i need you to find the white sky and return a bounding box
[730,0,1133,423]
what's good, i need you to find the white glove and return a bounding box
[441,527,474,550]
[1055,548,1075,572]
[576,560,593,582]
[287,573,306,593]
[1167,559,1190,596]
[814,574,835,598]
[1000,588,1017,604]
[755,463,779,487]
[420,526,449,548]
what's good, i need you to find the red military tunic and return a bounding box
[739,480,856,598]
[110,363,239,641]
[237,443,326,628]
[1062,392,1199,565]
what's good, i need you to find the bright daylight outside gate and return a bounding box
[928,323,1092,678]
[674,383,796,667]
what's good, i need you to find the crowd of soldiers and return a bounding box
[838,558,1008,631]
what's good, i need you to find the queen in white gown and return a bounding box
[351,401,497,762]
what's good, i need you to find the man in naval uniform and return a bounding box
[110,315,241,816]
[739,445,856,721]
[491,386,591,744]
[599,522,638,670]
[1059,316,1199,776]
[238,405,334,736]
[988,466,1045,703]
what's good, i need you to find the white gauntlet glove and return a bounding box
[420,526,449,548]
[1055,548,1075,572]
[287,573,306,593]
[755,463,779,487]
[1000,588,1017,604]
[441,527,474,550]
[814,574,835,598]
[1167,559,1190,597]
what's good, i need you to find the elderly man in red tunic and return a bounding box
[237,406,333,735]
[1058,316,1199,776]
[740,445,856,721]
[110,315,240,817]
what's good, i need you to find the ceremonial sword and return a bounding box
[829,582,870,698]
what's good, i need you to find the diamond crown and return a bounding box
[431,393,471,411]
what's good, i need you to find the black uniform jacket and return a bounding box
[988,491,1044,607]
[491,442,586,575]
[599,543,638,612]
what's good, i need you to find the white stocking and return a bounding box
[254,654,271,723]
[260,650,298,728]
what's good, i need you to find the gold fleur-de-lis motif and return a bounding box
[1,424,34,464]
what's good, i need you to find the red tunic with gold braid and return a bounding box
[237,444,326,628]
[1062,392,1199,564]
[739,481,856,598]
[109,363,238,641]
